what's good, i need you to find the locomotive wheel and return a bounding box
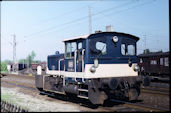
[88,87,107,105]
[128,88,139,101]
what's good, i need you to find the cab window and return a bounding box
[121,44,126,55]
[78,42,82,50]
[121,43,135,56]
[127,44,135,55]
[65,42,76,58]
[96,42,106,55]
[89,37,107,56]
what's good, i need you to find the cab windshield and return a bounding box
[65,42,76,58]
[89,37,107,56]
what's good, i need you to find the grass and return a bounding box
[1,88,28,110]
[0,71,8,73]
[1,93,18,104]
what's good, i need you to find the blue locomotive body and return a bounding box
[48,54,64,71]
[35,31,148,104]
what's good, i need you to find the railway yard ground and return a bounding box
[0,73,170,112]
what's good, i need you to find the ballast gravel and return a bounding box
[1,87,83,112]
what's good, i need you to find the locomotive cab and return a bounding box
[87,32,139,75]
[64,35,87,73]
[35,31,146,105]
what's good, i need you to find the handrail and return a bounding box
[58,58,65,86]
[74,50,77,72]
[74,50,77,82]
[58,59,64,76]
[82,49,85,72]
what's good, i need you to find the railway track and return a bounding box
[141,87,169,96]
[1,73,169,96]
[0,73,35,79]
[110,99,168,112]
[1,80,169,112]
[1,81,37,92]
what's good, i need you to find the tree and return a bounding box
[26,51,36,67]
[31,51,36,59]
[18,59,26,64]
[0,61,8,72]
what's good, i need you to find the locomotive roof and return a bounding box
[63,34,89,42]
[63,31,139,42]
[138,52,170,57]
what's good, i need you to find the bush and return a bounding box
[0,62,8,72]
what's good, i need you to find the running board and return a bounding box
[78,89,88,92]
[77,95,89,99]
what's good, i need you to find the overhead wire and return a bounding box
[23,0,134,40]
[1,36,13,45]
[92,0,156,28]
[31,1,99,27]
[91,0,166,53]
[24,1,100,38]
[23,0,167,54]
[24,17,88,41]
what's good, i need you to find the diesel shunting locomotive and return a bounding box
[35,31,149,105]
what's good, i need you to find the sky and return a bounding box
[1,0,169,61]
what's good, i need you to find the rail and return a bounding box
[111,99,169,112]
[141,88,169,96]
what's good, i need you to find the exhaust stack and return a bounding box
[106,25,114,32]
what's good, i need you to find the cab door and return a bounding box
[76,41,84,72]
[64,40,85,72]
[65,41,77,72]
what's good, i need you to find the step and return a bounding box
[77,95,89,99]
[78,89,88,92]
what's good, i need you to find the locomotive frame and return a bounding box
[35,31,147,105]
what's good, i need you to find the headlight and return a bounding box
[112,36,118,43]
[133,64,139,72]
[90,66,96,73]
